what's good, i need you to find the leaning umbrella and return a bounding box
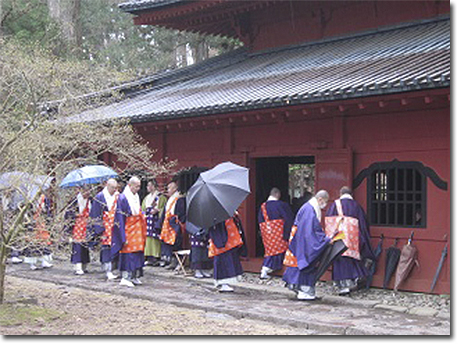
[383,238,401,289]
[186,161,250,229]
[430,243,448,293]
[394,232,419,291]
[59,165,118,188]
[366,234,384,289]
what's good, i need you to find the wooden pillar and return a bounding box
[243,152,256,258]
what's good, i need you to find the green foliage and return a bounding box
[1,0,241,77]
[79,0,242,75]
[1,0,68,55]
[0,303,63,326]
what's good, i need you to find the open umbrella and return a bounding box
[366,234,384,289]
[383,238,401,289]
[394,232,419,291]
[186,162,250,229]
[59,165,117,188]
[0,171,53,206]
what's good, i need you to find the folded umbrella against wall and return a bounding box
[430,243,448,293]
[366,234,384,289]
[383,238,401,289]
[394,232,419,291]
[59,165,118,188]
[186,162,250,229]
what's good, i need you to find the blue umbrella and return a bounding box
[59,165,118,188]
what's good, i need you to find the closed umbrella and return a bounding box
[366,234,384,289]
[394,232,419,291]
[314,239,348,281]
[186,162,250,229]
[59,165,117,188]
[383,238,401,289]
[430,243,448,293]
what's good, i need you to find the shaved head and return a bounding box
[128,176,141,194]
[106,178,118,195]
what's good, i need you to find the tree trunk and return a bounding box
[193,39,208,64]
[0,244,6,304]
[47,0,82,48]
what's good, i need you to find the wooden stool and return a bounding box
[173,249,191,276]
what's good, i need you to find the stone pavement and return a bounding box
[6,260,450,335]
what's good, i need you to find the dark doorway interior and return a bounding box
[254,156,315,257]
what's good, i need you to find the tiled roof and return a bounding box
[118,0,185,13]
[71,17,450,124]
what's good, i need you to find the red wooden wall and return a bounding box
[246,0,450,51]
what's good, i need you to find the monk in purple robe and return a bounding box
[282,190,330,300]
[111,177,146,288]
[89,178,119,281]
[208,217,243,292]
[326,186,375,295]
[258,187,294,279]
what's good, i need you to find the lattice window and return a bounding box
[368,164,426,227]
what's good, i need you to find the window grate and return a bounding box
[368,163,426,228]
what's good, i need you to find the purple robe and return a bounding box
[111,193,144,272]
[186,222,212,270]
[208,221,243,281]
[258,200,294,270]
[89,191,113,263]
[282,201,330,287]
[326,197,376,281]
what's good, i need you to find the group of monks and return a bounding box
[23,175,375,299]
[259,186,375,300]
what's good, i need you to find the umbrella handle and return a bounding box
[408,231,414,245]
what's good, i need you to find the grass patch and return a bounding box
[0,304,63,326]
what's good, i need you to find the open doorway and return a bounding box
[254,156,315,257]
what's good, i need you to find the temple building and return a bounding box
[74,1,450,293]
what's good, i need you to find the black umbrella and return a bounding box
[186,162,250,229]
[366,234,384,289]
[383,238,401,289]
[314,239,348,281]
[430,243,448,293]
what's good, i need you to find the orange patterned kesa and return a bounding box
[259,203,289,257]
[160,197,179,245]
[208,218,243,258]
[120,213,147,253]
[324,199,361,260]
[283,225,298,267]
[72,201,90,243]
[101,195,118,246]
[33,194,51,245]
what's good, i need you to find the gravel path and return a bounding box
[240,273,450,313]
